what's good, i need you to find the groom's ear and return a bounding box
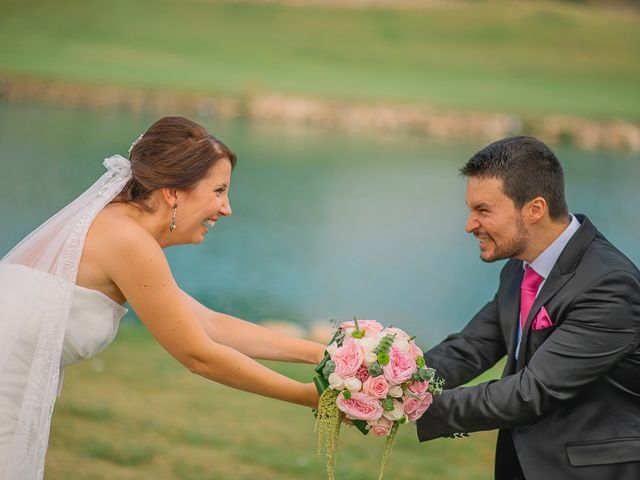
[160,187,179,207]
[526,196,547,224]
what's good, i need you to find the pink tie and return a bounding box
[520,266,544,330]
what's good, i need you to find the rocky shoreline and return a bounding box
[2,73,638,152]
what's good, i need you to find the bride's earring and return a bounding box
[169,204,177,232]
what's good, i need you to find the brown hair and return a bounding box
[460,136,569,221]
[116,116,237,210]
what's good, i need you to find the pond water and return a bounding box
[1,101,638,346]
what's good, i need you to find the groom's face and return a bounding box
[465,176,528,263]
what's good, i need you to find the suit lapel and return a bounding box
[514,214,597,370]
[501,266,523,375]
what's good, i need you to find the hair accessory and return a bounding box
[128,133,145,155]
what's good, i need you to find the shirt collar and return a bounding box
[524,214,581,279]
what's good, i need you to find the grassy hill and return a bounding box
[1,0,638,120]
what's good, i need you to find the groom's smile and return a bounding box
[475,233,493,247]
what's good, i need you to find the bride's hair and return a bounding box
[117,116,237,210]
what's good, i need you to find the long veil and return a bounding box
[0,155,132,479]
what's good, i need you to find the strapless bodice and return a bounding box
[61,285,127,366]
[0,264,128,368]
[0,265,128,474]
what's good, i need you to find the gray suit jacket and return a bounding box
[417,215,640,480]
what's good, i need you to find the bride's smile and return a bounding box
[172,158,232,245]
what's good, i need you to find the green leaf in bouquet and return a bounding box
[381,397,394,412]
[314,353,331,395]
[368,362,383,377]
[314,351,330,377]
[313,323,344,383]
[313,374,329,396]
[322,360,336,377]
[374,333,396,366]
[328,319,346,346]
[417,367,435,381]
[429,376,446,395]
[352,419,369,435]
[416,356,426,368]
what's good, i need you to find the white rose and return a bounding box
[344,377,363,392]
[359,337,377,355]
[328,372,345,390]
[364,352,378,365]
[382,399,405,421]
[394,338,410,352]
[385,327,410,341]
[375,331,388,343]
[326,342,339,356]
[388,385,404,398]
[341,328,355,338]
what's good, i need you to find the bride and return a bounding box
[0,116,325,479]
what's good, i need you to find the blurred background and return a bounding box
[1,0,639,478]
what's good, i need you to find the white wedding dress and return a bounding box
[0,155,133,479]
[0,265,127,475]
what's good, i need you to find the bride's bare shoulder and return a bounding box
[79,203,165,298]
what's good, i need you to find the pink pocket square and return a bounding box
[532,306,553,330]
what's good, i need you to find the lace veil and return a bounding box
[0,155,132,479]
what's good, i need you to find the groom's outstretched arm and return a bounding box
[425,293,506,389]
[418,272,640,441]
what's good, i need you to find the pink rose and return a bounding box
[332,338,364,378]
[336,392,384,421]
[368,417,394,437]
[408,342,423,359]
[403,393,433,422]
[383,346,417,385]
[362,375,390,399]
[341,319,384,337]
[408,380,429,397]
[384,327,411,341]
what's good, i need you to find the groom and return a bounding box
[417,136,640,479]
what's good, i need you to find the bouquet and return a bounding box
[313,319,443,480]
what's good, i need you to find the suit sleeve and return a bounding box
[417,271,640,441]
[424,293,506,389]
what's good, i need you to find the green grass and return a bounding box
[47,324,501,479]
[0,0,639,120]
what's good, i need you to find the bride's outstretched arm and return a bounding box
[180,292,325,364]
[104,227,319,408]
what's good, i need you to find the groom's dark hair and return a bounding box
[460,136,569,221]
